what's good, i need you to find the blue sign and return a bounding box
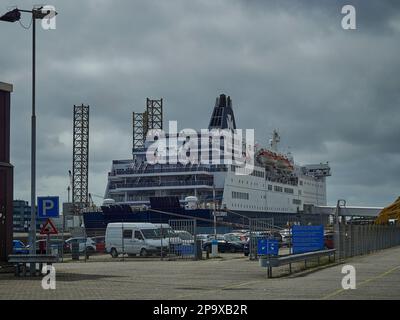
[292,225,324,254]
[257,239,279,256]
[37,196,59,219]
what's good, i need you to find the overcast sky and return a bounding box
[1,0,399,207]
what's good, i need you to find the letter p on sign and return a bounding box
[38,196,60,219]
[43,200,54,213]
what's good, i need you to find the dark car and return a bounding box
[202,239,244,253]
[12,240,29,254]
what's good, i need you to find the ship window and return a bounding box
[268,185,272,191]
[232,191,249,200]
[284,188,294,194]
[293,199,302,205]
[274,186,283,192]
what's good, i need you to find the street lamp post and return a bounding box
[31,9,37,259]
[0,7,57,266]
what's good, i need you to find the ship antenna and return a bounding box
[270,129,280,152]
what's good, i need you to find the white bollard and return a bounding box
[211,239,218,257]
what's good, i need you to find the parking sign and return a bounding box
[37,196,59,219]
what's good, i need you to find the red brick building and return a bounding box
[0,82,13,262]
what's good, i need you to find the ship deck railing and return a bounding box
[109,179,214,190]
[109,164,228,176]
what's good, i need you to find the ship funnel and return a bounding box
[208,93,237,130]
[219,94,226,107]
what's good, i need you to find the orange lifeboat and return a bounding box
[275,155,294,172]
[256,149,277,167]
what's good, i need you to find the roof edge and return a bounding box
[0,82,13,92]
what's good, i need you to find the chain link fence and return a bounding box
[52,214,400,263]
[248,218,274,260]
[56,220,201,261]
[167,219,198,260]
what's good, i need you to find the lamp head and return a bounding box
[0,8,21,22]
[33,7,58,20]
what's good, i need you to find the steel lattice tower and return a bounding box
[72,104,89,212]
[146,98,163,130]
[132,98,163,153]
[132,111,148,152]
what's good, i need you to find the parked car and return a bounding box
[209,234,225,240]
[243,241,255,256]
[202,239,245,253]
[91,236,106,253]
[196,234,210,242]
[65,237,96,256]
[279,229,292,247]
[174,230,194,242]
[153,224,176,238]
[223,233,247,243]
[12,240,29,254]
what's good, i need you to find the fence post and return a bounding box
[359,225,362,256]
[369,225,372,253]
[333,207,340,261]
[342,223,346,259]
[350,223,354,257]
[378,225,381,251]
[84,227,87,262]
[121,221,125,262]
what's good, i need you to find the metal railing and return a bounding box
[261,249,336,278]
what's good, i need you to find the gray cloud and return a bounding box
[1,0,399,207]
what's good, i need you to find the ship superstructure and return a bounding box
[104,94,331,216]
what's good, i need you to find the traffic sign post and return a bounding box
[38,196,59,219]
[40,218,58,235]
[40,218,58,255]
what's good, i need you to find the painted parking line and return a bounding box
[322,265,400,300]
[176,280,261,299]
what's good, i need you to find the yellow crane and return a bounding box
[375,197,400,225]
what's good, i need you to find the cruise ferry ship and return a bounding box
[83,94,331,231]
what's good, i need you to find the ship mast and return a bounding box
[269,129,280,152]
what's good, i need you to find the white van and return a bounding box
[106,222,170,258]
